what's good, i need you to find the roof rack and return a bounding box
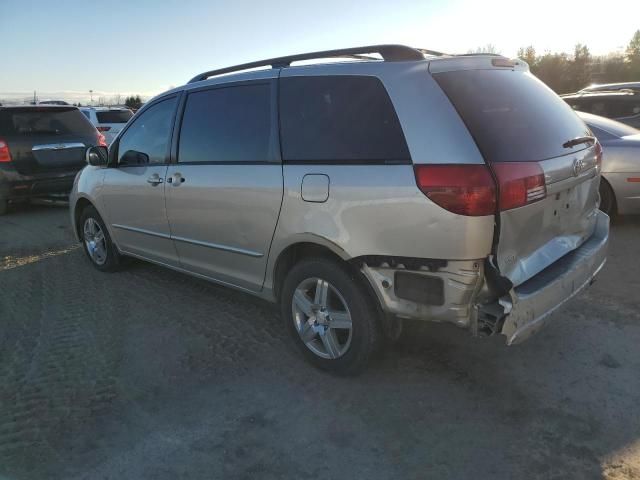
[188,44,428,84]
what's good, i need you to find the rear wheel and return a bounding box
[280,258,381,375]
[599,179,616,217]
[80,205,122,272]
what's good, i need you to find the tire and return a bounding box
[79,205,122,272]
[599,179,616,217]
[280,257,381,375]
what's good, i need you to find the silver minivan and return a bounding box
[70,45,609,374]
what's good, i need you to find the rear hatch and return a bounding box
[95,109,133,141]
[431,58,601,286]
[0,107,98,175]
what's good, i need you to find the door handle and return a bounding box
[147,174,163,186]
[167,173,186,186]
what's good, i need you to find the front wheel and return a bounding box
[79,205,122,272]
[280,258,381,375]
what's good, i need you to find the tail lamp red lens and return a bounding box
[0,139,12,163]
[97,126,111,132]
[414,162,547,216]
[594,141,603,171]
[492,162,546,211]
[414,164,496,216]
[97,133,107,147]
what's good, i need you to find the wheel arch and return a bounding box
[599,175,617,216]
[73,196,114,243]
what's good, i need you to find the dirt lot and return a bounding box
[0,201,639,480]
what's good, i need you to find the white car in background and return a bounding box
[80,107,133,145]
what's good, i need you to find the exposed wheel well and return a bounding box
[599,177,617,216]
[74,198,93,240]
[272,242,384,324]
[273,243,346,301]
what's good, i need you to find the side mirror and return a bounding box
[85,145,109,166]
[120,150,150,166]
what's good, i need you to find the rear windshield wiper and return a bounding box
[563,136,596,149]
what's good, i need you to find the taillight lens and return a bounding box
[97,133,107,147]
[414,164,496,216]
[594,141,603,172]
[0,139,12,163]
[97,126,111,132]
[493,162,546,211]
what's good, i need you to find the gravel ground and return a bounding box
[0,200,639,480]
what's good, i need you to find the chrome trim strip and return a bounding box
[112,224,171,240]
[172,235,263,258]
[32,142,85,151]
[112,224,263,258]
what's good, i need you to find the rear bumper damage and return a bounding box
[359,210,608,345]
[492,209,609,345]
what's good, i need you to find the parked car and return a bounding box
[70,45,609,374]
[0,105,105,214]
[578,82,640,94]
[562,90,640,128]
[80,107,133,145]
[39,100,71,105]
[577,111,640,215]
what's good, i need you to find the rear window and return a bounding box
[0,108,96,137]
[96,110,133,124]
[279,76,410,163]
[433,70,591,162]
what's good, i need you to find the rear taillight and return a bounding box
[97,133,107,147]
[97,126,111,132]
[414,164,496,216]
[595,141,603,172]
[493,162,546,211]
[0,139,12,163]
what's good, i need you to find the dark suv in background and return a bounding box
[562,89,640,128]
[0,105,104,214]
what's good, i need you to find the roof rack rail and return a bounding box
[188,44,427,84]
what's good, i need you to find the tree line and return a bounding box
[517,30,640,94]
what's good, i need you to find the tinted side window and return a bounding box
[178,83,274,163]
[118,97,176,166]
[279,76,410,163]
[608,98,640,118]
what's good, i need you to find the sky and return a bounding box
[1,0,639,104]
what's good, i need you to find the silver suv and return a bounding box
[70,45,609,374]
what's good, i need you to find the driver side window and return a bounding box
[117,97,177,166]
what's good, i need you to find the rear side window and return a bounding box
[178,83,275,163]
[279,76,410,163]
[434,70,591,162]
[96,110,133,124]
[0,108,96,137]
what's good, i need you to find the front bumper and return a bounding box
[498,210,609,344]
